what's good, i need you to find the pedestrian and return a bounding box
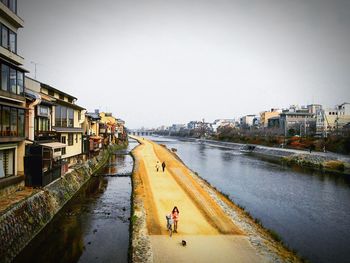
[155,161,160,172]
[162,161,166,172]
[171,206,179,233]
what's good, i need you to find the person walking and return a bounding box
[171,206,179,233]
[162,161,166,172]
[155,161,160,172]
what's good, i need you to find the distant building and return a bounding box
[280,111,316,136]
[84,109,102,154]
[170,124,186,133]
[212,119,235,133]
[260,109,281,128]
[316,102,350,136]
[240,115,256,128]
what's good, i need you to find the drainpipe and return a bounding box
[27,91,41,141]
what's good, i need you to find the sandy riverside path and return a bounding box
[131,136,268,263]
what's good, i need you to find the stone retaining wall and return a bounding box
[0,149,110,263]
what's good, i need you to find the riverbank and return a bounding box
[0,143,126,263]
[130,136,302,263]
[180,138,350,175]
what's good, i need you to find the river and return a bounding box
[149,136,350,263]
[14,141,138,263]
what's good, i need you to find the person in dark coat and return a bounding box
[162,161,166,172]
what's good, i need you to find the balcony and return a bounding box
[0,46,24,66]
[0,2,24,28]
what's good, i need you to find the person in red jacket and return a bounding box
[171,206,179,233]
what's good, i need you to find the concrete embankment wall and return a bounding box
[195,139,350,174]
[0,147,113,263]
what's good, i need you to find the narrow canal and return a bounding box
[150,136,350,263]
[14,141,138,263]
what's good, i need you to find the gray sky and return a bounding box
[19,0,350,128]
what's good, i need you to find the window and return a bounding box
[8,0,16,13]
[55,105,75,128]
[37,105,49,117]
[68,133,73,146]
[10,108,17,136]
[55,106,61,127]
[68,108,74,127]
[1,0,17,13]
[59,94,64,100]
[10,68,16,93]
[61,136,66,155]
[48,90,54,96]
[1,25,8,49]
[17,71,23,95]
[61,106,67,127]
[18,109,24,137]
[36,117,49,132]
[9,30,16,53]
[0,148,15,178]
[68,98,73,103]
[1,63,24,95]
[1,106,10,136]
[1,64,9,91]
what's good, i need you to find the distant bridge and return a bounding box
[128,129,156,136]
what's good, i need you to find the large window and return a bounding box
[0,148,15,178]
[55,105,75,127]
[1,25,8,49]
[35,117,49,132]
[68,108,74,127]
[0,63,24,95]
[18,109,24,137]
[10,68,16,93]
[17,71,23,95]
[1,106,10,136]
[1,64,9,92]
[0,105,25,137]
[10,108,17,136]
[9,30,16,53]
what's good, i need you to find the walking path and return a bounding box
[131,136,267,263]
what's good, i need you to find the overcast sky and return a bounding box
[19,0,350,128]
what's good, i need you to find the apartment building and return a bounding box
[0,0,27,195]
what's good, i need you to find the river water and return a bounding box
[14,141,138,263]
[149,136,350,263]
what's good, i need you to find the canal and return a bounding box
[14,141,138,263]
[150,136,350,263]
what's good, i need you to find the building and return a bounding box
[99,112,118,145]
[280,111,316,136]
[240,115,256,128]
[212,119,235,133]
[24,77,68,186]
[0,0,27,195]
[316,102,350,136]
[260,109,281,128]
[40,83,85,166]
[83,109,102,154]
[116,118,126,141]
